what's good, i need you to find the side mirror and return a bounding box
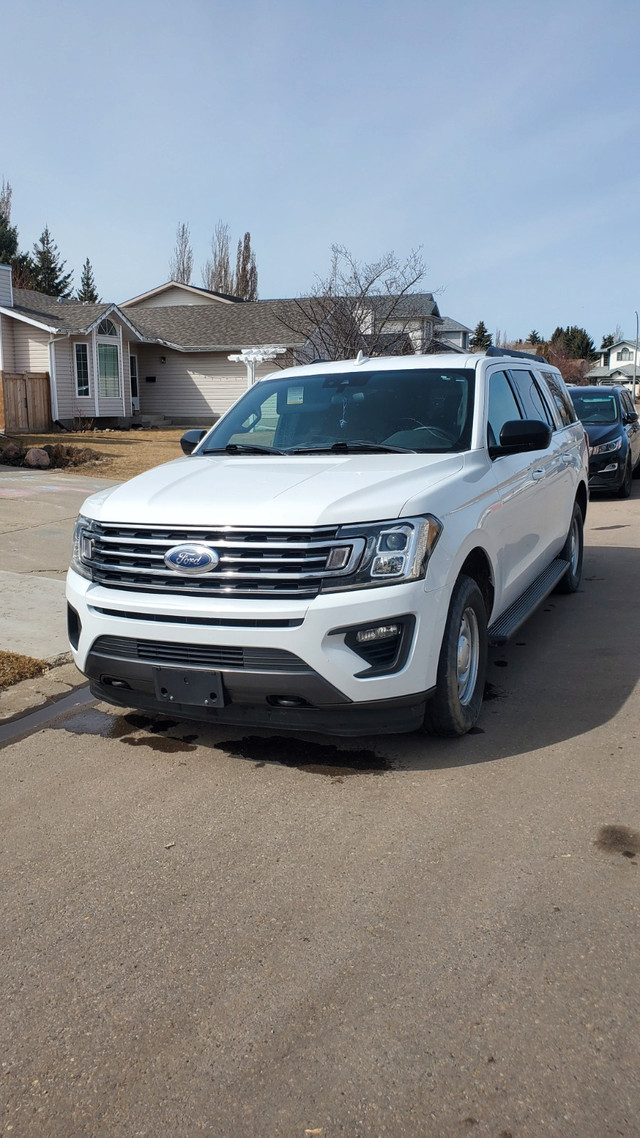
[625,412,639,424]
[490,419,552,458]
[180,429,207,455]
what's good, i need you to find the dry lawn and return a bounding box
[16,427,188,482]
[0,651,49,690]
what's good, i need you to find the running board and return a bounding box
[488,558,569,646]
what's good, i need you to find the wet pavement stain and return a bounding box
[121,736,197,754]
[107,714,198,751]
[594,824,640,858]
[218,735,393,778]
[593,524,629,530]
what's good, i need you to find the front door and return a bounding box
[130,354,139,412]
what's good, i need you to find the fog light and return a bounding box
[355,624,401,644]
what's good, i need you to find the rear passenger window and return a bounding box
[540,371,577,427]
[487,371,521,449]
[508,370,554,427]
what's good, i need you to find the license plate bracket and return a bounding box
[153,667,225,708]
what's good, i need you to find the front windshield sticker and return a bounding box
[287,387,305,405]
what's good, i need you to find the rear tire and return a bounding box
[423,574,487,737]
[556,502,583,594]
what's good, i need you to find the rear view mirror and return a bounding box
[180,429,207,455]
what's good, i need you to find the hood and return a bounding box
[80,452,464,527]
[583,423,622,447]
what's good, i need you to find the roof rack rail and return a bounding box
[486,345,549,364]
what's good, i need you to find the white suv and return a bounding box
[67,349,588,737]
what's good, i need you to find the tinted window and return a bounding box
[487,371,521,448]
[570,391,618,424]
[541,371,577,426]
[508,369,554,427]
[201,368,476,454]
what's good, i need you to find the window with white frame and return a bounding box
[74,342,90,397]
[97,317,120,398]
[617,347,631,361]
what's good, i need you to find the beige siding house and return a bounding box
[0,269,457,431]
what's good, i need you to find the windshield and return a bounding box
[200,368,475,455]
[570,392,619,425]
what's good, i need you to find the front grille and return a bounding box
[93,635,310,672]
[85,523,359,599]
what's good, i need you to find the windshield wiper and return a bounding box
[289,441,416,454]
[204,443,288,455]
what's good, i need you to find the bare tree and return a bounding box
[0,179,12,222]
[278,245,428,362]
[202,221,234,293]
[169,222,194,284]
[235,232,258,300]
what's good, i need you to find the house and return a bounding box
[436,317,473,353]
[0,267,307,431]
[586,339,640,386]
[0,265,468,432]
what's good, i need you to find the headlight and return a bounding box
[71,515,97,580]
[590,437,622,456]
[321,515,442,591]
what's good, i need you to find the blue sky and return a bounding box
[3,0,640,345]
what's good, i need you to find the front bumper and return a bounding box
[66,570,449,735]
[588,456,626,491]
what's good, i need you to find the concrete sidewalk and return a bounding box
[0,467,118,722]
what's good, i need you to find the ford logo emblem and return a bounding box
[164,543,220,575]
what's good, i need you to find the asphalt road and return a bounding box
[2,490,640,1137]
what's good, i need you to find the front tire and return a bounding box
[618,457,632,498]
[423,574,488,737]
[556,502,584,594]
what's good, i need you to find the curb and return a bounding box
[0,659,89,727]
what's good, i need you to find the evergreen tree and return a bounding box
[0,212,18,264]
[526,330,542,346]
[77,257,99,302]
[550,325,595,360]
[234,232,258,300]
[31,225,73,297]
[11,252,38,289]
[470,320,492,351]
[600,334,615,350]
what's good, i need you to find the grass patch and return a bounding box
[4,428,187,482]
[0,651,49,691]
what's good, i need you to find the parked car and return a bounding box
[67,348,588,738]
[568,384,640,498]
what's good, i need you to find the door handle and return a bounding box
[532,468,544,480]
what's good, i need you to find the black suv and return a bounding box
[568,385,640,497]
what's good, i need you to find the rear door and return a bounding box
[484,368,555,610]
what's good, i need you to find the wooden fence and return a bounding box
[0,372,53,433]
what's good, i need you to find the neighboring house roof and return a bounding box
[366,292,442,321]
[429,337,466,354]
[440,316,472,334]
[128,299,312,352]
[586,363,637,379]
[120,280,244,308]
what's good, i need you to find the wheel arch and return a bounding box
[458,547,494,621]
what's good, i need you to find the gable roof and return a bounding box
[6,288,145,339]
[366,292,442,321]
[120,280,244,308]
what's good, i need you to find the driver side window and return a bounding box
[487,371,522,449]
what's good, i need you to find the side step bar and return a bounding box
[488,558,569,646]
